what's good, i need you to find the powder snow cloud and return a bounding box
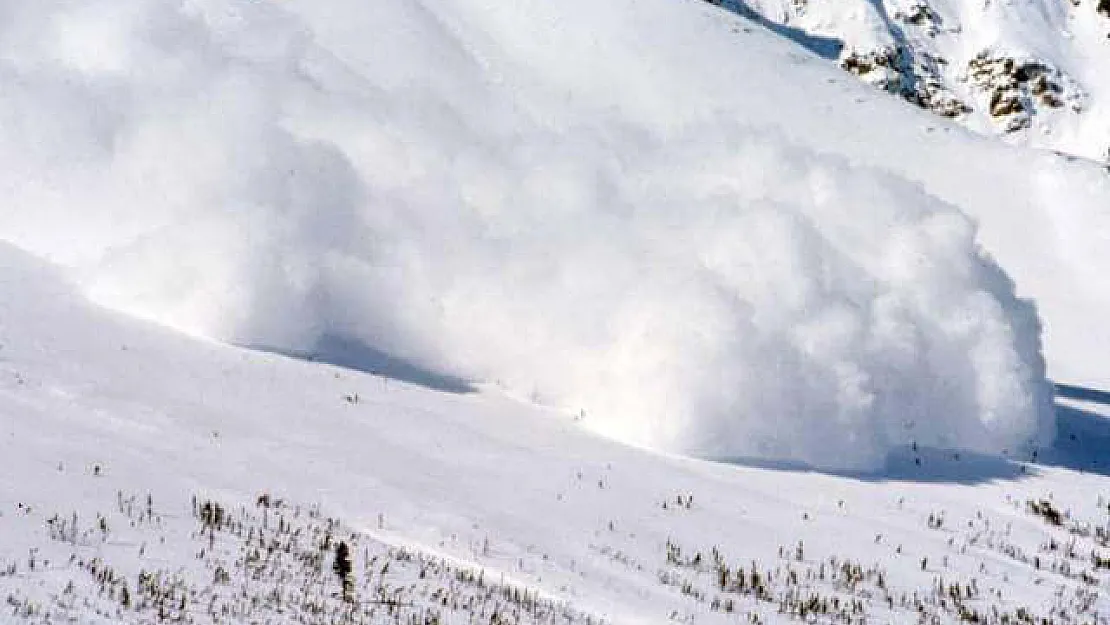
[0,0,1056,469]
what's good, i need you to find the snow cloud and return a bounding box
[0,0,1054,469]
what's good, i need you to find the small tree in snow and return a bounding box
[333,541,354,602]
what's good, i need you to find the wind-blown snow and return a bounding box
[0,0,1061,469]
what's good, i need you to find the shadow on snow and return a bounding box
[712,0,844,61]
[233,339,1110,486]
[241,333,475,395]
[1042,389,1110,477]
[719,382,1110,484]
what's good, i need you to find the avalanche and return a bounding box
[0,0,1106,468]
[2,1,1110,623]
[0,234,1109,625]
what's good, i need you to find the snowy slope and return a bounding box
[3,244,1110,625]
[724,0,1110,161]
[2,0,1109,469]
[1,0,1110,620]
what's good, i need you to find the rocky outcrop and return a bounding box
[702,0,1107,160]
[893,1,943,37]
[840,45,970,118]
[965,53,1086,132]
[840,46,906,93]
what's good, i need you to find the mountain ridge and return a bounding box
[714,0,1110,162]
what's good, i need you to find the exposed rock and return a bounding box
[965,52,1085,132]
[840,45,970,118]
[894,1,943,37]
[840,46,905,93]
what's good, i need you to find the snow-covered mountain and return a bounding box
[3,239,1110,625]
[1,0,1110,623]
[718,0,1110,162]
[4,0,1109,465]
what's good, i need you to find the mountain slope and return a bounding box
[725,0,1110,162]
[1,1,1110,622]
[2,0,1109,468]
[3,244,1110,625]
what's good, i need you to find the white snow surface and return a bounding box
[2,243,1110,625]
[1,0,1108,468]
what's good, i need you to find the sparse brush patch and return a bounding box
[4,492,605,625]
[1028,499,1064,526]
[9,484,1110,625]
[654,526,1107,625]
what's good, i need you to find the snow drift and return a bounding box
[0,0,1057,469]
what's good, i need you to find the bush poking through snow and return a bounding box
[1028,499,1064,526]
[334,541,354,602]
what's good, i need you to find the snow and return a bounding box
[0,0,1087,469]
[1,242,1110,625]
[0,0,1108,619]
